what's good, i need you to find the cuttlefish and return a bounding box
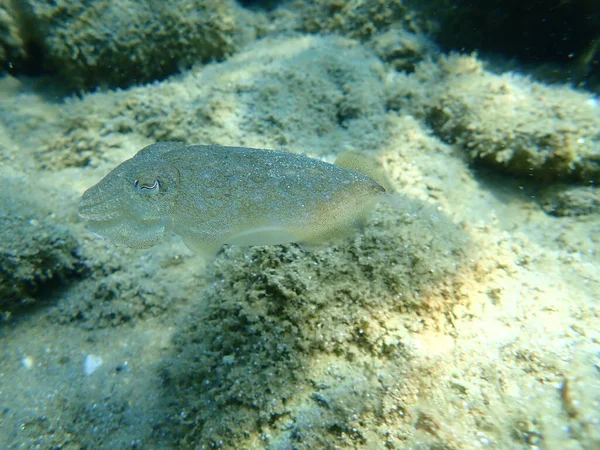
[78,142,386,255]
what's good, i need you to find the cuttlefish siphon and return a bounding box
[78,142,386,255]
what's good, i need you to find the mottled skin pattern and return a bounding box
[78,142,385,255]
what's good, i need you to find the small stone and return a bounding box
[21,356,34,370]
[84,354,103,376]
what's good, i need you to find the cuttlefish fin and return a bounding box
[225,225,299,247]
[181,234,222,258]
[335,150,393,193]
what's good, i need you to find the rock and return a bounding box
[369,27,436,72]
[161,197,469,446]
[0,0,26,73]
[11,0,257,91]
[0,215,82,314]
[387,53,600,183]
[286,0,414,40]
[540,185,600,217]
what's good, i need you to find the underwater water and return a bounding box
[0,1,599,449]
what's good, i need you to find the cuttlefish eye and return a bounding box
[134,178,161,195]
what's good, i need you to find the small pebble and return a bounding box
[84,354,103,376]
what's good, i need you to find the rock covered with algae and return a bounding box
[7,0,257,91]
[387,53,600,183]
[0,215,82,314]
[78,142,386,255]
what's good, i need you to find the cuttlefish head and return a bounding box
[78,157,180,248]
